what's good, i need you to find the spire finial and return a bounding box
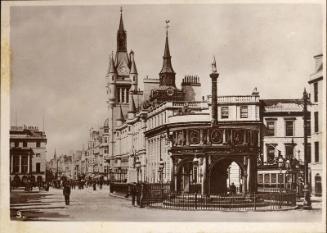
[120,6,123,14]
[165,20,170,36]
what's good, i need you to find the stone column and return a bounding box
[247,157,251,192]
[27,155,30,174]
[174,160,178,192]
[170,157,175,191]
[223,129,226,144]
[10,155,13,173]
[201,156,207,195]
[18,155,22,174]
[185,129,189,146]
[210,65,219,126]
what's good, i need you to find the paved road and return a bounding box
[10,186,322,222]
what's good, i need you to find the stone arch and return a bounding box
[176,157,194,193]
[208,157,246,195]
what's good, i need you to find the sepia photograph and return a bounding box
[0,0,326,233]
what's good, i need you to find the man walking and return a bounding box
[63,182,71,205]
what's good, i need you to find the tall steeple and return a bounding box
[159,20,176,87]
[117,7,127,52]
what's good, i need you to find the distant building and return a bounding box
[308,54,323,196]
[10,125,47,185]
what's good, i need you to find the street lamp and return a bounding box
[302,88,312,209]
[277,151,284,191]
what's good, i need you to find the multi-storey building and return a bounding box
[308,54,323,196]
[258,99,310,191]
[10,126,47,186]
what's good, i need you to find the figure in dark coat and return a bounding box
[63,183,71,205]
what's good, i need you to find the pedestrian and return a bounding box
[131,183,136,206]
[93,181,96,191]
[63,182,71,205]
[230,182,236,195]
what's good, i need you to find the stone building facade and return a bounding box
[308,54,323,196]
[10,126,47,185]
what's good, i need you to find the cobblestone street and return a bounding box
[10,186,322,222]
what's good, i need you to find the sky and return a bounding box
[9,3,323,160]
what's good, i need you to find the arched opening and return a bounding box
[22,176,28,184]
[209,159,244,195]
[177,161,193,193]
[31,175,36,184]
[37,176,43,183]
[314,174,322,196]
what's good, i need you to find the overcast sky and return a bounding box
[10,4,322,159]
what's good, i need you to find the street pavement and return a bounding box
[10,186,322,222]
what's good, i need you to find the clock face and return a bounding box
[166,87,174,96]
[119,66,129,75]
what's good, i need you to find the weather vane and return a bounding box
[165,20,170,35]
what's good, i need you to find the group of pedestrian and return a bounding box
[128,182,145,207]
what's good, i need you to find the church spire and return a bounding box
[118,6,125,32]
[117,7,127,52]
[159,20,176,86]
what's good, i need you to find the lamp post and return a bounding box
[302,88,312,209]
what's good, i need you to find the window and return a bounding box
[257,174,263,184]
[266,144,275,163]
[15,141,19,147]
[264,174,270,184]
[306,120,311,135]
[36,141,41,147]
[307,143,311,163]
[240,106,248,118]
[117,88,120,102]
[221,107,229,119]
[121,88,125,103]
[35,153,41,158]
[266,121,275,136]
[23,141,27,147]
[285,121,294,136]
[285,144,294,159]
[314,142,319,162]
[314,112,319,132]
[271,174,277,184]
[13,156,20,173]
[36,163,41,173]
[278,173,284,184]
[21,156,28,174]
[314,82,318,102]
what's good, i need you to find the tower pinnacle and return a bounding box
[159,20,175,86]
[117,7,127,52]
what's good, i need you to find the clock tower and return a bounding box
[105,8,142,159]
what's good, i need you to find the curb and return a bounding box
[109,192,131,200]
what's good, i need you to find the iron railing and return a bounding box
[142,192,297,211]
